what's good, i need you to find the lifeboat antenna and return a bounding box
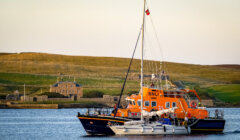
[140,0,146,121]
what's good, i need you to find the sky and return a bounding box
[0,0,239,65]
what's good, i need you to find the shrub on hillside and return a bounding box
[173,81,185,89]
[127,90,139,96]
[40,92,68,98]
[0,95,6,99]
[231,80,240,84]
[193,85,212,99]
[83,90,104,98]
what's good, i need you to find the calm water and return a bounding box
[0,108,240,140]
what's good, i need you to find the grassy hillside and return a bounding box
[0,52,239,104]
[206,84,240,104]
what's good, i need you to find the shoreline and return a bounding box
[0,103,239,109]
[0,103,109,109]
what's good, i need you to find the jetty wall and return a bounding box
[6,104,58,109]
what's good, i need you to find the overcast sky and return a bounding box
[0,0,239,65]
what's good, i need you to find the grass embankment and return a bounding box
[18,100,100,104]
[206,84,240,104]
[0,53,240,105]
[16,100,107,108]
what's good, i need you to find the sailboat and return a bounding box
[110,120,190,135]
[110,109,190,135]
[108,0,189,135]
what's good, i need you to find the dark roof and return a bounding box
[53,83,59,87]
[52,81,82,87]
[75,83,81,87]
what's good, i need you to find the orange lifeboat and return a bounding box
[112,86,208,120]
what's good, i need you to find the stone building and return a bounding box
[6,90,23,101]
[50,81,83,99]
[21,95,48,102]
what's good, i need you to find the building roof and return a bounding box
[52,81,82,87]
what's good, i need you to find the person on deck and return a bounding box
[198,102,202,107]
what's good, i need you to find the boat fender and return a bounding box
[163,126,166,132]
[152,127,154,132]
[123,126,127,132]
[187,126,191,134]
[141,126,144,133]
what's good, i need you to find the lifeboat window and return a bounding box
[145,101,149,106]
[151,101,157,107]
[172,102,176,107]
[137,100,141,106]
[132,101,136,105]
[129,101,132,105]
[165,102,170,108]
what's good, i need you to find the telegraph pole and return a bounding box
[24,84,25,102]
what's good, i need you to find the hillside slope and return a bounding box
[0,52,239,84]
[0,52,239,104]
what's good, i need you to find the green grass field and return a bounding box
[206,84,240,104]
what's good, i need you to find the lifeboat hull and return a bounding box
[190,119,225,133]
[77,114,127,135]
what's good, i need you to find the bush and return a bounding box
[173,81,185,89]
[231,80,240,84]
[127,90,139,96]
[193,85,212,99]
[0,95,6,99]
[83,90,104,98]
[40,92,68,98]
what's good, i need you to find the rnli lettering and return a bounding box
[148,92,159,96]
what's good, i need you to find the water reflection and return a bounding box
[0,108,239,140]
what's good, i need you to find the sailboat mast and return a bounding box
[140,0,146,121]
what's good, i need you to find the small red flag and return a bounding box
[146,9,150,15]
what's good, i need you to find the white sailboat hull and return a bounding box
[110,123,189,135]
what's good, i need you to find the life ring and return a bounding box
[190,101,197,108]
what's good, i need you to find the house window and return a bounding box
[145,101,149,106]
[151,101,157,107]
[165,102,170,108]
[114,97,118,102]
[172,102,176,108]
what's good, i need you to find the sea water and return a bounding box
[0,108,240,140]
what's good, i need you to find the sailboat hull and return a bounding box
[110,124,189,135]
